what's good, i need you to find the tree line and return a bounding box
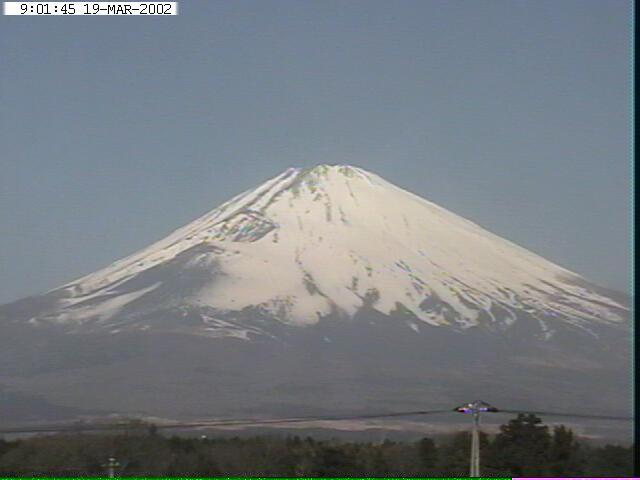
[0,414,633,477]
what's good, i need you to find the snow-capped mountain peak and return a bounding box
[27,164,627,337]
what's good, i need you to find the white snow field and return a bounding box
[39,165,625,336]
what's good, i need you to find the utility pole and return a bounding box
[470,410,480,476]
[104,457,120,478]
[453,400,498,477]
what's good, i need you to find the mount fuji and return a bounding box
[0,165,630,431]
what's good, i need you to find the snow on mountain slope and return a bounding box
[30,165,627,335]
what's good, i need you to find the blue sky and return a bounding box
[0,0,632,303]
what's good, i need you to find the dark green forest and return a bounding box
[0,414,633,477]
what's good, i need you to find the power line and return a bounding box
[0,407,632,436]
[0,409,452,435]
[498,409,632,421]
